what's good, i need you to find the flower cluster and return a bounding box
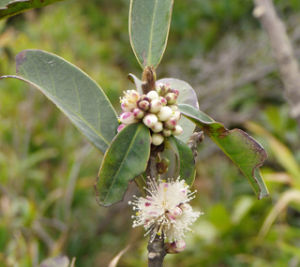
[129,178,202,251]
[118,83,183,146]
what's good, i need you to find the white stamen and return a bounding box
[129,177,202,243]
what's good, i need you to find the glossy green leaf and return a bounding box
[96,123,151,206]
[1,49,118,153]
[0,0,64,20]
[168,136,196,185]
[157,78,199,142]
[129,0,173,68]
[179,104,269,199]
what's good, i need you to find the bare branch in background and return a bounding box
[163,13,300,127]
[253,0,300,126]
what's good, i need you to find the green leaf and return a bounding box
[0,0,64,20]
[160,139,180,179]
[168,136,196,185]
[1,49,118,153]
[157,78,199,142]
[96,123,151,206]
[129,0,173,68]
[179,104,269,199]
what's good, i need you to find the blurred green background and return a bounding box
[1,0,300,266]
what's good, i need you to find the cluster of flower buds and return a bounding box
[118,84,183,146]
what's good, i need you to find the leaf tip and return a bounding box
[258,192,269,200]
[94,177,112,207]
[16,50,28,73]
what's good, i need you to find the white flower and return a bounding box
[129,178,202,243]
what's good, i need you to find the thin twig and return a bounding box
[146,153,166,267]
[147,234,167,267]
[253,0,300,125]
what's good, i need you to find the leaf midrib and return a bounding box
[147,0,158,65]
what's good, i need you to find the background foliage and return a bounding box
[0,0,300,266]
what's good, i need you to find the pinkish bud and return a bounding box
[174,240,186,252]
[173,89,180,96]
[138,100,150,111]
[133,108,144,119]
[151,133,164,146]
[168,207,183,219]
[173,125,183,136]
[149,99,162,113]
[117,124,126,132]
[165,240,186,254]
[165,93,177,105]
[164,118,177,130]
[143,114,158,128]
[151,121,163,133]
[160,97,167,106]
[140,95,150,101]
[157,83,169,95]
[121,102,128,112]
[120,112,136,124]
[172,111,181,121]
[162,129,172,137]
[147,90,159,100]
[158,106,173,121]
[156,83,164,94]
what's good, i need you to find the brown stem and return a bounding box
[253,0,300,126]
[142,66,166,266]
[142,66,156,94]
[147,234,167,267]
[146,151,166,267]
